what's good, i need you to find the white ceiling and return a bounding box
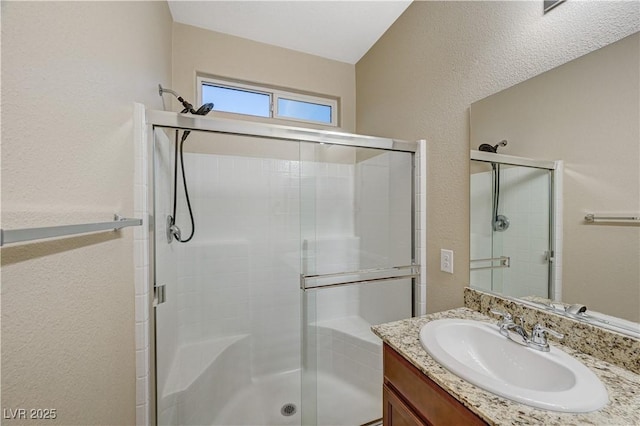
[167,1,413,64]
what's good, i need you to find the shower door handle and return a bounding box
[300,265,420,291]
[544,251,554,263]
[154,284,166,306]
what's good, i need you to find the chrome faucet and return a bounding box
[508,316,530,341]
[490,309,564,352]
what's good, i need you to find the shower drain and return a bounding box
[280,403,297,417]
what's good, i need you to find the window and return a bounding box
[198,76,338,126]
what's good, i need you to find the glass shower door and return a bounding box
[154,128,305,426]
[300,143,416,426]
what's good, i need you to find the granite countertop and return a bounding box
[372,307,640,426]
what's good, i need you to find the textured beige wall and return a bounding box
[1,2,172,424]
[471,33,639,322]
[356,1,640,314]
[172,22,356,132]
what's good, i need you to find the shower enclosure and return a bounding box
[469,150,559,299]
[148,111,421,426]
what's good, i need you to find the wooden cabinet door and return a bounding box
[383,344,487,426]
[383,384,427,426]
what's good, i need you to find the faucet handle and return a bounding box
[490,309,512,319]
[533,324,564,339]
[529,323,564,351]
[490,309,513,325]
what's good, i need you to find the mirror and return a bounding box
[469,32,639,332]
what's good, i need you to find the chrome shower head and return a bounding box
[478,140,508,153]
[194,103,214,116]
[478,143,497,153]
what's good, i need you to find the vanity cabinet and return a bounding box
[383,344,487,426]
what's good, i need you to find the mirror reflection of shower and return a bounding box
[469,150,555,299]
[478,140,510,232]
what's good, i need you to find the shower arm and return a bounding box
[158,84,196,114]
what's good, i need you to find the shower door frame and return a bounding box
[144,109,423,426]
[469,149,563,301]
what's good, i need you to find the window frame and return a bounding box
[196,75,338,127]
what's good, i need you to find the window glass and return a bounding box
[277,98,333,124]
[202,84,270,117]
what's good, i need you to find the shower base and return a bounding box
[212,368,380,426]
[159,317,383,425]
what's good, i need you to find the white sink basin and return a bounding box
[419,319,609,413]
